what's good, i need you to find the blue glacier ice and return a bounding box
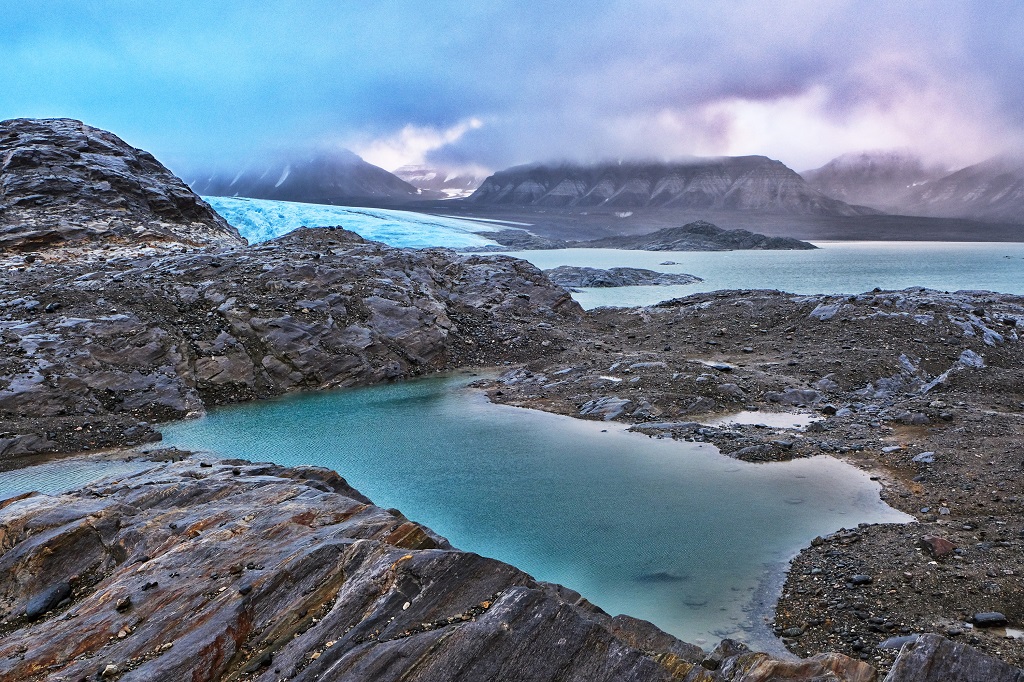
[204,196,501,249]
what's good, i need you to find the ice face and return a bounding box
[204,196,501,249]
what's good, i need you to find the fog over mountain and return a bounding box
[188,150,433,205]
[801,151,949,213]
[898,157,1024,223]
[468,157,875,216]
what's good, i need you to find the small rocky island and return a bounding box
[472,220,817,252]
[543,265,702,288]
[1,119,1022,681]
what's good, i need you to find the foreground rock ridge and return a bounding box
[0,118,244,256]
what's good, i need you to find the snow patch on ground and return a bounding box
[205,196,502,249]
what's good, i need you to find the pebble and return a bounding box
[849,575,873,586]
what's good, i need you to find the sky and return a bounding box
[3,1,1023,176]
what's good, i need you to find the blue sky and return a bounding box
[3,1,1023,174]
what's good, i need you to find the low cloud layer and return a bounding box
[2,1,1022,174]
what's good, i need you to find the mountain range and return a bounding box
[802,151,1024,223]
[182,144,1024,229]
[466,157,877,216]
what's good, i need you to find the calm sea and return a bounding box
[501,241,1024,308]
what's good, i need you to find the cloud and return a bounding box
[350,118,483,171]
[2,1,1023,174]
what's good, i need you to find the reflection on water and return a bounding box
[159,374,911,648]
[704,411,822,429]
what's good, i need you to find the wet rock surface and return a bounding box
[0,456,886,682]
[482,287,1024,672]
[0,118,243,256]
[0,227,580,461]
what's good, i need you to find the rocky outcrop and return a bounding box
[189,149,437,205]
[467,158,878,216]
[544,265,702,288]
[0,118,243,254]
[0,227,581,461]
[578,220,816,250]
[0,456,883,682]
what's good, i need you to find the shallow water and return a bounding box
[0,458,150,500]
[500,241,1024,308]
[158,374,910,648]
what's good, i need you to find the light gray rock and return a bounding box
[883,633,1024,681]
[579,396,634,420]
[544,266,702,288]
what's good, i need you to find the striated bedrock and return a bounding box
[544,266,702,288]
[0,227,581,461]
[0,118,244,254]
[1,456,1006,682]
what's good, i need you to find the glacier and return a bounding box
[204,196,501,249]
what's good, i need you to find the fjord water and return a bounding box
[504,241,1024,308]
[160,374,910,648]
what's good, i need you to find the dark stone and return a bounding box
[23,582,72,621]
[973,612,1009,628]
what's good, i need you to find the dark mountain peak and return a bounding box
[189,148,438,205]
[0,117,243,253]
[468,157,874,216]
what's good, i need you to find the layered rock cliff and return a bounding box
[467,158,878,216]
